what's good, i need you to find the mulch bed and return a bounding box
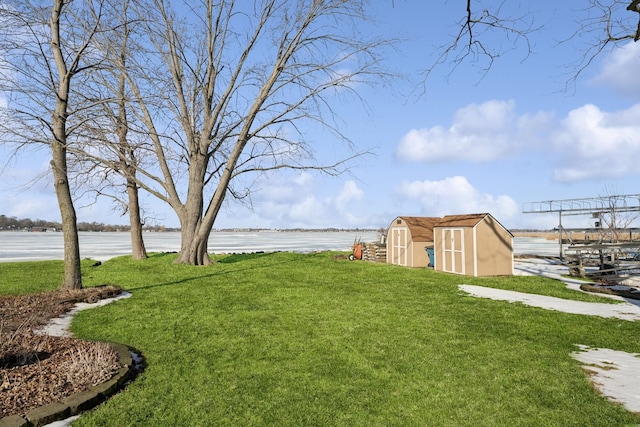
[1,285,124,418]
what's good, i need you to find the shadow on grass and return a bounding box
[216,251,279,264]
[140,251,278,264]
[130,252,295,291]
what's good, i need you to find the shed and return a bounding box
[433,213,513,277]
[386,216,440,267]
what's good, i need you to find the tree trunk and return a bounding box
[127,181,147,260]
[117,64,147,260]
[179,230,211,265]
[51,143,82,290]
[50,0,82,290]
[176,213,212,265]
[175,152,210,265]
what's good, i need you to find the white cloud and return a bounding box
[0,95,8,126]
[249,173,375,228]
[591,42,640,98]
[335,180,364,209]
[397,98,640,184]
[551,103,640,182]
[395,176,519,220]
[0,148,55,216]
[252,172,316,204]
[288,196,325,223]
[0,174,58,220]
[3,195,57,219]
[396,100,553,162]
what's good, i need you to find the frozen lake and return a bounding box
[0,230,381,262]
[0,231,564,262]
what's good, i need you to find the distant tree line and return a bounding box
[0,215,176,232]
[0,215,380,233]
[0,215,61,231]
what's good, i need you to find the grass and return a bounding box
[0,260,66,294]
[3,252,640,426]
[0,258,100,295]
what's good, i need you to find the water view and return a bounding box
[0,231,565,262]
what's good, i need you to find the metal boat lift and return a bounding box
[523,194,640,262]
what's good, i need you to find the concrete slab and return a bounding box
[461,258,640,415]
[572,345,640,414]
[459,284,640,321]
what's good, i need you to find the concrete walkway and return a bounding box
[458,258,640,415]
[515,257,640,306]
[459,284,640,321]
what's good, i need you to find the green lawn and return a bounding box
[2,252,640,426]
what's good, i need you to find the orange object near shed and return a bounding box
[349,237,363,260]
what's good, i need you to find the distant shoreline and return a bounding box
[5,225,639,245]
[0,227,382,233]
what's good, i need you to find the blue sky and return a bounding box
[2,1,640,230]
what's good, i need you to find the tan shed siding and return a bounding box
[433,213,513,276]
[464,226,474,275]
[472,225,478,277]
[476,221,493,276]
[434,229,443,271]
[386,216,440,268]
[387,222,409,266]
[494,215,514,275]
[410,241,430,268]
[475,216,513,276]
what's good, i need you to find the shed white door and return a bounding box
[390,227,408,266]
[442,228,464,274]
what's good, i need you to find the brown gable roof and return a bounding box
[434,213,513,236]
[399,216,441,242]
[435,213,489,228]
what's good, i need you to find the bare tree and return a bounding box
[595,186,640,243]
[82,0,389,265]
[564,0,640,87]
[424,0,539,85]
[0,1,112,289]
[430,1,640,87]
[70,0,149,259]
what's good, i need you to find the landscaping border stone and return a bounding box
[0,343,135,427]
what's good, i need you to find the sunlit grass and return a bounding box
[0,258,101,294]
[2,252,639,426]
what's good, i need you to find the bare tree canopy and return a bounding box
[1,0,391,267]
[68,0,149,260]
[0,0,118,288]
[93,0,391,265]
[424,0,540,83]
[427,0,640,87]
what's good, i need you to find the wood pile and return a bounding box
[362,241,386,263]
